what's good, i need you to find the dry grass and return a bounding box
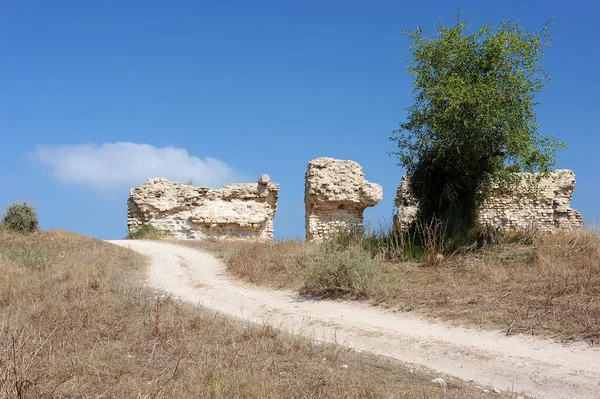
[390,228,600,343]
[194,239,310,289]
[0,230,511,398]
[192,228,600,343]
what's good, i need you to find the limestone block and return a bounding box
[128,177,279,239]
[394,170,582,232]
[305,157,383,242]
[258,174,270,185]
[392,175,419,229]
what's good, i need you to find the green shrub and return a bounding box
[328,226,422,262]
[1,202,39,233]
[300,243,380,298]
[127,223,172,240]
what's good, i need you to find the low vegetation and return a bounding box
[300,242,380,298]
[127,223,172,239]
[192,226,600,343]
[211,239,310,288]
[0,229,512,398]
[1,202,39,233]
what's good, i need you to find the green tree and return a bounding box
[390,14,565,242]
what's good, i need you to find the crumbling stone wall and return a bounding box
[128,175,279,239]
[305,158,383,242]
[394,170,582,231]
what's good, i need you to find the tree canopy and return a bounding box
[389,14,565,241]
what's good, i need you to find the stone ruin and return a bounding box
[127,175,279,239]
[305,157,383,242]
[127,159,582,241]
[394,170,582,232]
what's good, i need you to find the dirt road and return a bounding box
[109,240,600,399]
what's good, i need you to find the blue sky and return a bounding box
[1,0,598,239]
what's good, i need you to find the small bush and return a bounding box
[301,243,380,298]
[127,223,172,239]
[1,202,39,233]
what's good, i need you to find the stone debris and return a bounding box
[431,377,448,398]
[431,377,447,387]
[393,175,420,228]
[394,170,582,231]
[127,177,279,239]
[305,157,383,242]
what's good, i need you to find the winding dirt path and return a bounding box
[109,240,600,399]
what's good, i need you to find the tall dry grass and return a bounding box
[193,239,310,289]
[369,227,600,342]
[0,230,503,398]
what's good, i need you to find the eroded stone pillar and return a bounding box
[305,157,383,242]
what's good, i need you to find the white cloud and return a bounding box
[32,142,245,191]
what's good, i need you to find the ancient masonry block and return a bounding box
[127,176,279,239]
[394,170,582,231]
[305,157,383,242]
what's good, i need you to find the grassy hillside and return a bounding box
[0,230,514,398]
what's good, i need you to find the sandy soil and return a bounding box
[109,240,600,399]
